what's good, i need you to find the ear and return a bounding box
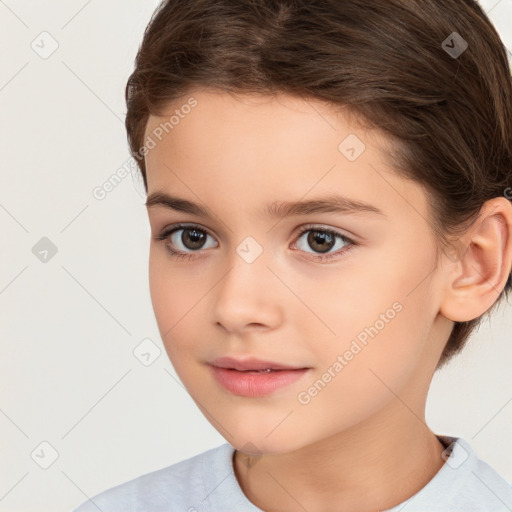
[439,196,512,322]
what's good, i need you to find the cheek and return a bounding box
[148,249,220,389]
[148,251,196,356]
[288,300,432,444]
[316,229,437,337]
[300,243,437,400]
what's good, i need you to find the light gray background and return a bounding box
[1,1,511,511]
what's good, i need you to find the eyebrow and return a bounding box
[145,191,385,218]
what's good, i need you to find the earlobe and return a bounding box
[439,197,512,323]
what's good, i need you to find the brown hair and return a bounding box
[125,0,512,369]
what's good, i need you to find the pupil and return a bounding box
[180,229,335,253]
[183,229,205,249]
[308,231,334,254]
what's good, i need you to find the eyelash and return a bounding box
[154,223,357,262]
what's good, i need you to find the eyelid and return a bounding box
[156,222,215,239]
[155,222,358,261]
[156,222,354,242]
[291,223,356,258]
[298,222,348,233]
[294,223,357,242]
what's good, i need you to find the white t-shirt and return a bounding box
[72,435,512,511]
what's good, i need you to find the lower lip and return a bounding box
[209,365,310,397]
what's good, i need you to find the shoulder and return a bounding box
[454,437,512,511]
[72,443,234,512]
[389,435,512,511]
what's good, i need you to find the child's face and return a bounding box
[144,88,453,453]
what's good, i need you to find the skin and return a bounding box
[143,87,512,512]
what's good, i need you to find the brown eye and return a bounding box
[180,228,207,250]
[293,225,355,261]
[156,224,218,258]
[306,230,335,254]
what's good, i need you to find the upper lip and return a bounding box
[209,356,308,371]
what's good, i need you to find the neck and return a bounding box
[233,390,446,512]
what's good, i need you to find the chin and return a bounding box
[223,426,309,456]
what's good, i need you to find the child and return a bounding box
[73,0,512,510]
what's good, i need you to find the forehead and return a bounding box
[144,88,379,178]
[144,88,361,141]
[143,88,429,225]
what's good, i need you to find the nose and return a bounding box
[212,244,283,333]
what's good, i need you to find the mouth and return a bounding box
[225,368,280,374]
[209,356,309,372]
[208,356,311,397]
